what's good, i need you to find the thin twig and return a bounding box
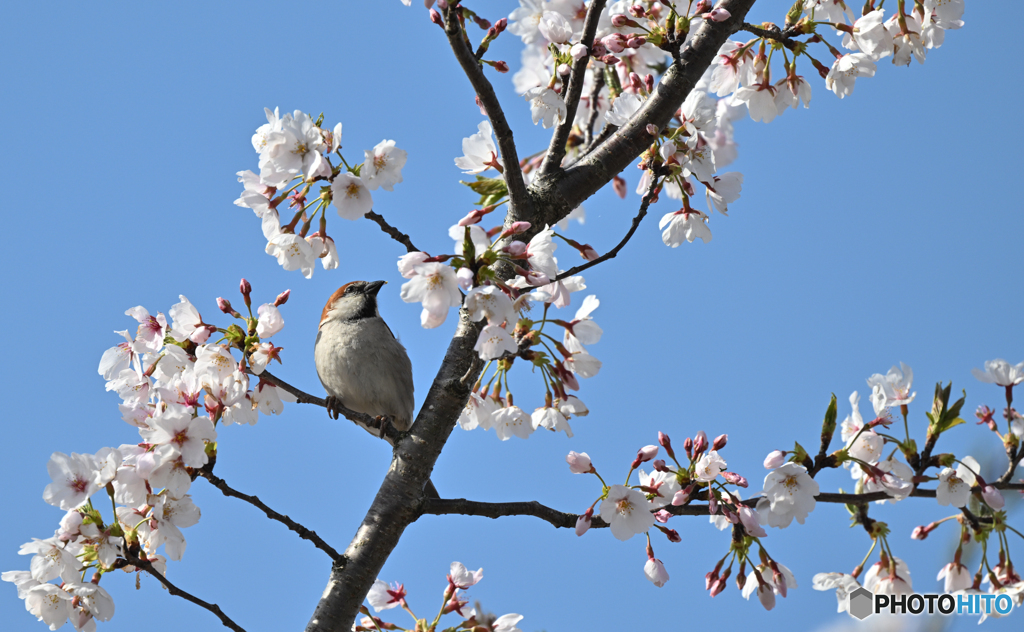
[365,210,420,254]
[740,22,802,51]
[582,71,605,149]
[442,5,528,212]
[253,369,401,444]
[421,481,1024,529]
[123,547,246,632]
[538,0,607,177]
[554,170,659,281]
[197,468,342,562]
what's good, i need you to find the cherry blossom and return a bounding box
[42,452,103,511]
[825,53,876,98]
[937,562,972,593]
[523,87,566,129]
[695,451,727,482]
[644,557,669,587]
[812,572,861,614]
[400,261,462,328]
[972,358,1024,387]
[566,451,592,474]
[867,362,916,409]
[759,462,819,528]
[474,324,518,360]
[599,485,655,541]
[330,173,373,220]
[864,557,912,595]
[366,580,405,612]
[659,209,712,247]
[455,121,503,175]
[491,405,535,440]
[935,455,979,507]
[448,562,483,589]
[362,140,407,192]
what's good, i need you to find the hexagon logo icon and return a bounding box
[848,587,874,620]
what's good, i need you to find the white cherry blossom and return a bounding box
[362,140,407,192]
[599,485,655,541]
[330,173,373,220]
[455,121,503,175]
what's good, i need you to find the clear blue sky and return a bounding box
[2,1,1020,631]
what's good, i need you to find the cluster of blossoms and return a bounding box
[567,429,801,609]
[359,561,523,632]
[4,281,296,630]
[236,107,407,278]
[806,358,1024,620]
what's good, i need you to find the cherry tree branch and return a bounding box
[554,169,660,281]
[196,467,342,562]
[537,0,607,177]
[253,369,402,444]
[421,481,1024,529]
[122,546,246,632]
[441,4,529,215]
[739,21,802,50]
[545,0,757,228]
[365,210,420,253]
[582,71,606,149]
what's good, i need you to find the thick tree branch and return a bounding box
[365,210,420,253]
[740,21,802,51]
[442,5,529,215]
[305,310,486,632]
[122,546,246,632]
[554,169,659,281]
[545,0,757,228]
[537,0,607,177]
[197,467,342,562]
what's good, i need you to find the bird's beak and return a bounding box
[366,280,386,296]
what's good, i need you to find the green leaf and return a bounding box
[460,176,507,205]
[821,392,838,440]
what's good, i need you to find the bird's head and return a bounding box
[320,280,386,328]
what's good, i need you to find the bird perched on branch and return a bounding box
[315,280,415,436]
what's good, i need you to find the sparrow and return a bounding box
[315,280,415,435]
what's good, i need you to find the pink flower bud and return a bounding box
[601,54,620,65]
[493,60,509,73]
[494,17,507,33]
[683,437,693,459]
[611,14,629,27]
[575,508,593,536]
[612,175,627,199]
[644,557,670,587]
[910,525,929,540]
[274,289,290,307]
[557,63,571,76]
[218,297,234,314]
[657,431,674,457]
[712,434,727,450]
[982,485,1005,509]
[429,8,443,27]
[646,124,659,136]
[665,528,681,542]
[722,471,748,488]
[436,0,447,8]
[692,431,708,456]
[566,450,593,474]
[763,450,786,469]
[239,278,252,296]
[709,576,728,597]
[629,72,642,90]
[458,209,485,226]
[627,36,646,48]
[652,459,670,473]
[671,485,693,506]
[505,221,531,235]
[644,74,654,93]
[708,493,718,514]
[705,569,719,590]
[505,241,527,257]
[637,444,659,462]
[629,5,646,18]
[705,7,731,22]
[570,43,588,61]
[653,509,671,523]
[601,34,626,54]
[693,0,710,12]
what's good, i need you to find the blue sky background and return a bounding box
[2,1,1020,631]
